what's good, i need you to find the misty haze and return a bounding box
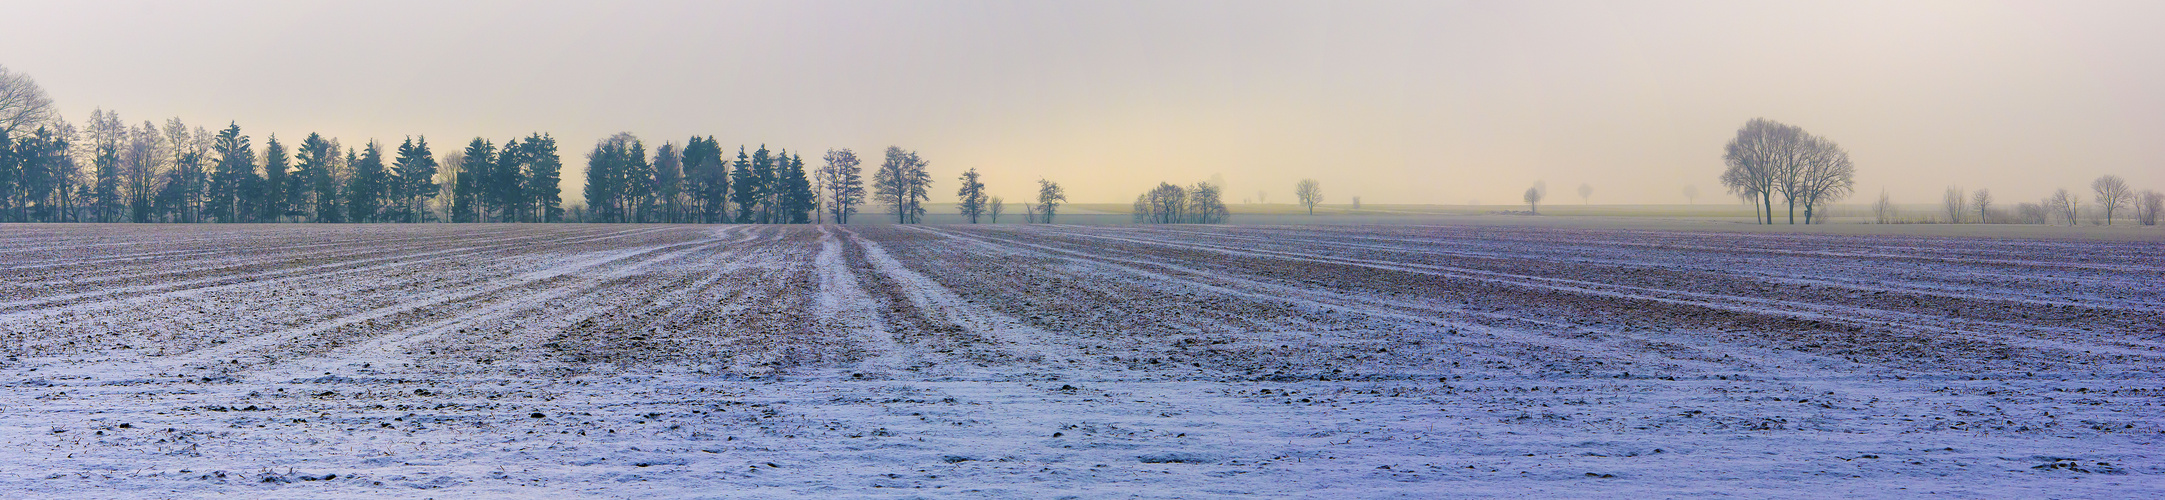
[0,1,2160,498]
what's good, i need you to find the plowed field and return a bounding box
[2,224,2159,497]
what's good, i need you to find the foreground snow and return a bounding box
[0,223,2158,498]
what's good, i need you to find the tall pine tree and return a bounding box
[205,123,255,223]
[392,136,438,222]
[346,142,386,223]
[523,134,562,223]
[453,138,493,223]
[259,135,288,221]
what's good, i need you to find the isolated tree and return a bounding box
[2091,175,2130,225]
[1577,183,1592,205]
[1873,190,1895,224]
[1036,178,1066,223]
[1294,178,1322,215]
[2136,190,2162,226]
[0,65,57,142]
[819,148,862,224]
[1971,189,1993,224]
[987,195,1004,223]
[1682,184,1699,205]
[956,167,987,223]
[1523,186,1543,214]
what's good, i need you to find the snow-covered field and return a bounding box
[1,223,2159,498]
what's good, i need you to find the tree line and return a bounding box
[1875,175,2160,226]
[0,66,1078,225]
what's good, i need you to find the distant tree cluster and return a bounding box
[1719,118,1854,224]
[1886,174,2156,226]
[1131,181,1229,224]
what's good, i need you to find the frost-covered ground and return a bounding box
[0,223,2159,498]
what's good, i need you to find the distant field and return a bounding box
[1,223,2159,497]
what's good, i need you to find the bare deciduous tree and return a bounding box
[2091,175,2131,225]
[2047,189,2078,226]
[0,65,58,141]
[1721,118,1805,224]
[1873,190,1895,224]
[1577,183,1592,205]
[987,195,1004,223]
[1682,184,1698,205]
[1942,186,1966,224]
[2136,190,2162,226]
[1523,185,1544,214]
[1972,189,1993,224]
[1036,178,1065,223]
[1794,136,1854,223]
[1294,178,1322,215]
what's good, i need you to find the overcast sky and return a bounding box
[3,0,2159,205]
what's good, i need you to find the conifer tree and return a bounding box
[206,123,255,222]
[779,151,814,223]
[346,142,386,222]
[454,138,493,223]
[523,134,562,222]
[729,146,761,223]
[683,136,727,223]
[392,136,438,222]
[584,140,619,223]
[296,133,339,222]
[259,135,288,221]
[493,137,527,222]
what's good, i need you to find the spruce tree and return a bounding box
[729,146,759,223]
[392,136,438,222]
[454,138,493,223]
[682,136,727,223]
[493,137,526,222]
[296,133,338,222]
[206,123,255,222]
[346,142,385,223]
[778,151,813,223]
[625,139,652,222]
[259,135,288,221]
[653,142,682,223]
[584,140,619,223]
[524,134,562,223]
